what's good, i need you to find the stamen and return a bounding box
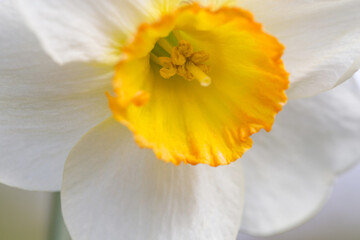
[178,40,193,57]
[159,57,177,79]
[177,64,194,81]
[153,34,211,86]
[157,38,173,54]
[150,53,163,66]
[171,47,186,65]
[173,30,182,43]
[187,62,211,87]
[191,51,209,64]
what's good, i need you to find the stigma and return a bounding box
[150,34,211,87]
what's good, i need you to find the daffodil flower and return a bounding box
[1,0,360,239]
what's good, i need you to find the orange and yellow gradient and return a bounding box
[108,4,289,166]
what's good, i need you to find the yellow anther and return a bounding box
[159,57,173,68]
[160,67,177,79]
[152,35,211,86]
[190,51,209,64]
[159,57,177,79]
[177,64,194,81]
[178,40,193,57]
[171,47,186,65]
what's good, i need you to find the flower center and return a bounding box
[151,35,211,87]
[108,4,289,166]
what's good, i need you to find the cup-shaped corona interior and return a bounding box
[108,4,289,166]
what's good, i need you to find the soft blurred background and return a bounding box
[0,163,359,240]
[0,187,70,240]
[0,184,51,240]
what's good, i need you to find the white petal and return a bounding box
[238,164,360,240]
[15,0,162,64]
[0,1,112,191]
[62,118,244,240]
[240,78,360,236]
[240,0,360,99]
[323,78,360,174]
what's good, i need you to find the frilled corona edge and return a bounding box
[108,3,289,166]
